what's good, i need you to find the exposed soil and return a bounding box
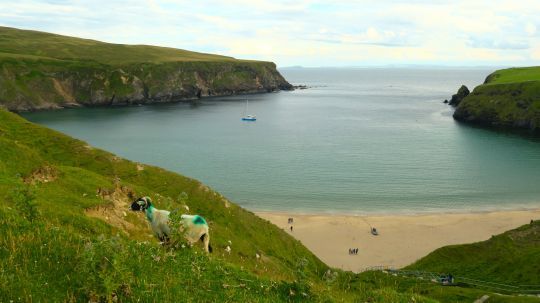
[24,165,58,185]
[86,184,150,237]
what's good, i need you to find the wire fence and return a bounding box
[361,267,540,295]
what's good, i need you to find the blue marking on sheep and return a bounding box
[193,215,207,225]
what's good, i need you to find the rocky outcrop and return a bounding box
[452,80,540,133]
[0,59,292,111]
[445,85,469,106]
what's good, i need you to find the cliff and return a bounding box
[0,27,292,111]
[452,67,540,133]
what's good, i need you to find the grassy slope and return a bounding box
[406,220,540,286]
[454,67,540,131]
[484,67,540,85]
[358,271,540,303]
[0,26,236,64]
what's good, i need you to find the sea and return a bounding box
[22,67,540,215]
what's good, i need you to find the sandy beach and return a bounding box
[257,209,540,272]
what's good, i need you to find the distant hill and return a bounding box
[0,26,292,111]
[452,66,540,133]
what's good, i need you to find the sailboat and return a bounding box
[241,99,257,121]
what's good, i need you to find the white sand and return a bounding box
[258,209,540,272]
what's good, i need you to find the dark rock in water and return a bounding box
[293,84,309,90]
[448,85,470,106]
[443,99,449,104]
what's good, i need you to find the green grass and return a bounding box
[357,271,540,303]
[0,26,239,65]
[406,220,540,287]
[485,67,540,85]
[2,109,539,302]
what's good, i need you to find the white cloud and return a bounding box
[0,0,539,66]
[526,23,537,36]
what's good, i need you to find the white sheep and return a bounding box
[130,196,212,253]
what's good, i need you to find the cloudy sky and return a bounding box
[1,0,539,67]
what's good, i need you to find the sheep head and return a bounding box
[130,196,151,212]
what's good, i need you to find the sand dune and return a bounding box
[258,209,540,272]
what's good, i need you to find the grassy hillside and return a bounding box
[484,67,540,85]
[0,27,292,111]
[453,67,540,132]
[0,26,234,65]
[2,109,539,302]
[406,220,540,286]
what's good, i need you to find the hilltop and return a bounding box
[0,26,292,111]
[452,66,540,133]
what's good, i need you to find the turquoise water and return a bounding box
[22,68,540,214]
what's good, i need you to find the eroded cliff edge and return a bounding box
[0,27,292,111]
[0,59,292,111]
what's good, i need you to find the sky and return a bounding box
[1,0,540,67]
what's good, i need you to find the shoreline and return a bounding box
[15,89,292,113]
[257,208,540,272]
[254,204,540,217]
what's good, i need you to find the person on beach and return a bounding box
[290,225,293,232]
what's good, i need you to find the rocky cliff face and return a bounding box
[0,59,292,111]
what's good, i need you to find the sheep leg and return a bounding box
[158,234,170,244]
[201,233,211,253]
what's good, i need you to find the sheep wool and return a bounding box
[130,197,212,253]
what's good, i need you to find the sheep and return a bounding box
[129,196,212,253]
